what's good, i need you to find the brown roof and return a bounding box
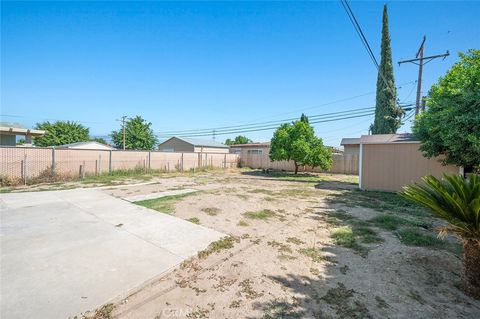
[360,133,418,144]
[230,142,270,148]
[340,138,360,145]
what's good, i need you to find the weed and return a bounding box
[201,207,220,216]
[331,226,368,256]
[375,296,389,309]
[396,228,446,248]
[368,214,409,230]
[188,217,200,224]
[310,268,321,276]
[298,248,332,263]
[135,192,196,214]
[229,300,242,308]
[262,299,304,319]
[198,236,237,258]
[407,289,426,305]
[243,209,276,220]
[322,283,372,319]
[239,279,263,299]
[249,188,276,196]
[237,220,249,227]
[286,237,305,245]
[91,303,115,319]
[268,240,293,254]
[250,238,261,245]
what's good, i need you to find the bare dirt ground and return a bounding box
[92,169,480,319]
[5,169,479,318]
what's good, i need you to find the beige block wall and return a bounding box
[0,146,239,180]
[360,143,459,192]
[238,146,358,175]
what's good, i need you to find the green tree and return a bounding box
[370,5,404,134]
[34,121,89,147]
[300,113,309,124]
[402,174,480,299]
[413,49,480,172]
[110,116,158,150]
[225,135,252,146]
[90,137,109,145]
[269,119,332,174]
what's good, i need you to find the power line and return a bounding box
[159,107,377,135]
[162,105,413,138]
[340,0,399,104]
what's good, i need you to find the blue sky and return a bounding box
[1,1,479,146]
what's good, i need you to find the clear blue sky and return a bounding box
[2,1,479,146]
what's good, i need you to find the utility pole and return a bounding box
[398,36,449,115]
[118,116,128,150]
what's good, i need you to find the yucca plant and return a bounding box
[402,174,480,299]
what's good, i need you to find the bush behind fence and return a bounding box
[0,146,240,184]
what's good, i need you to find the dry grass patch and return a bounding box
[243,209,276,220]
[201,207,221,216]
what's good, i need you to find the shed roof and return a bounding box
[160,136,229,149]
[360,133,418,144]
[340,138,360,145]
[230,142,270,148]
[0,126,46,137]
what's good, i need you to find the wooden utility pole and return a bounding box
[398,36,449,115]
[120,116,127,150]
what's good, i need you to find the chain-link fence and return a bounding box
[0,146,240,184]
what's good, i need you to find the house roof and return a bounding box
[56,141,115,150]
[340,138,360,145]
[360,133,418,144]
[0,126,46,137]
[161,136,229,149]
[230,142,271,148]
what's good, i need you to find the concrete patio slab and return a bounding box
[0,189,224,319]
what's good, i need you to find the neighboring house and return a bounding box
[56,141,115,150]
[340,137,360,156]
[0,125,46,146]
[230,142,271,167]
[359,133,459,192]
[158,136,229,153]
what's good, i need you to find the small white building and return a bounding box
[56,141,115,150]
[158,137,230,153]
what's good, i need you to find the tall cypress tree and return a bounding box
[370,5,403,134]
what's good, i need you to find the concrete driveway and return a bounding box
[0,189,224,319]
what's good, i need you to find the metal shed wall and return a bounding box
[360,142,458,192]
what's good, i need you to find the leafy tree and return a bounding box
[402,174,480,299]
[413,49,480,172]
[269,119,332,174]
[370,5,404,134]
[225,135,253,146]
[110,116,158,150]
[34,121,89,147]
[90,137,109,145]
[300,113,309,124]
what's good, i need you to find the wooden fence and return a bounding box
[0,146,239,182]
[240,153,358,175]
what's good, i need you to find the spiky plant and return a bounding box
[402,174,480,299]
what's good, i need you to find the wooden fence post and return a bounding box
[148,151,151,171]
[95,160,98,176]
[51,147,56,173]
[181,153,184,172]
[109,150,112,174]
[224,153,227,169]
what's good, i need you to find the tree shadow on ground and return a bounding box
[240,170,359,189]
[246,192,480,319]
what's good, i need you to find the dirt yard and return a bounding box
[64,168,476,319]
[8,169,479,318]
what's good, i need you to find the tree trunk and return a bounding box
[462,239,480,300]
[294,162,299,175]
